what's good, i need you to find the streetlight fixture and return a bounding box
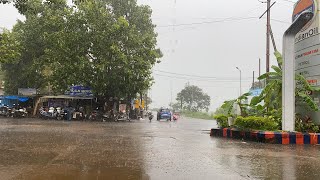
[282,11,314,131]
[236,67,242,96]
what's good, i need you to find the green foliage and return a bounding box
[220,99,236,116]
[251,51,320,122]
[169,102,181,111]
[218,93,251,117]
[213,106,230,116]
[236,92,251,117]
[0,0,29,15]
[0,29,21,64]
[234,116,279,131]
[182,111,214,120]
[213,114,228,128]
[0,0,161,99]
[295,116,320,133]
[176,85,211,112]
[274,50,283,68]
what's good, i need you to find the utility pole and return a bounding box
[266,0,271,74]
[252,71,255,89]
[259,58,261,88]
[259,1,276,74]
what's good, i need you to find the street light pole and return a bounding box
[236,67,242,96]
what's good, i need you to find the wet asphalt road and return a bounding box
[0,117,320,180]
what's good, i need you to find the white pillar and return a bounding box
[282,37,296,131]
[282,11,314,131]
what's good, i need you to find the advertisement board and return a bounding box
[294,0,320,124]
[18,88,37,96]
[67,86,93,97]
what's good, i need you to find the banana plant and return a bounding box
[251,51,320,118]
[221,92,251,117]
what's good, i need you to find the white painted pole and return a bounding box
[282,11,314,132]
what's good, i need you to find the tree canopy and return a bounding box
[0,0,161,99]
[176,85,211,112]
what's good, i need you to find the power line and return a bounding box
[154,73,252,82]
[154,70,252,80]
[157,16,290,29]
[270,18,291,24]
[157,17,258,28]
[157,17,290,36]
[280,0,295,3]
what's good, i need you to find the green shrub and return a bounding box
[295,117,320,133]
[213,114,228,128]
[234,116,278,131]
[182,111,214,120]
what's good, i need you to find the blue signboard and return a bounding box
[68,86,93,97]
[249,88,263,97]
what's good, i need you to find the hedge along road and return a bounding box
[0,117,319,179]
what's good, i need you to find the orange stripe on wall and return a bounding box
[282,133,290,144]
[264,132,275,139]
[296,133,304,144]
[223,128,227,137]
[309,133,318,145]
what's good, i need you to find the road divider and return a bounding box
[210,128,320,145]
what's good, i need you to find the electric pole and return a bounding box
[266,0,271,74]
[252,71,255,89]
[259,58,261,88]
[259,1,276,75]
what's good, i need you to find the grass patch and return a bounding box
[182,111,214,120]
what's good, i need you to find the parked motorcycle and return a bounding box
[12,108,28,118]
[89,110,103,121]
[0,106,10,117]
[56,107,66,120]
[102,110,117,122]
[39,107,57,120]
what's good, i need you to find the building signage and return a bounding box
[294,0,320,124]
[68,86,93,97]
[293,0,316,23]
[294,0,319,87]
[18,88,37,96]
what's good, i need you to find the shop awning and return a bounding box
[40,95,94,100]
[1,96,30,102]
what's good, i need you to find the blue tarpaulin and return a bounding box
[1,96,29,102]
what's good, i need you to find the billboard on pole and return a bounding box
[293,0,320,124]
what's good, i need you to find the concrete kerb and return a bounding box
[210,128,320,145]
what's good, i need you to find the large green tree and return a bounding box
[0,0,69,94]
[176,85,211,112]
[0,0,29,15]
[0,0,161,99]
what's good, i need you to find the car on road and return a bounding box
[157,108,172,121]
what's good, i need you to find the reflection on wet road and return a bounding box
[0,117,320,180]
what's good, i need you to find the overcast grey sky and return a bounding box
[0,0,295,111]
[139,0,294,110]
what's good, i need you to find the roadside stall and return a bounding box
[34,95,94,119]
[0,95,31,108]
